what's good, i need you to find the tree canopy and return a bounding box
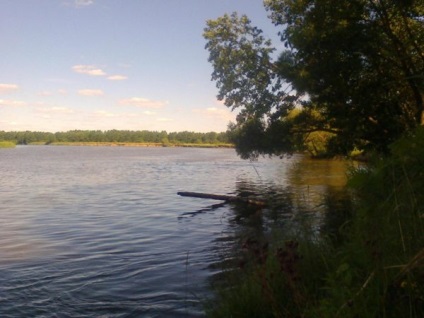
[0,130,230,146]
[204,0,424,158]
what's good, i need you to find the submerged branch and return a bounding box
[177,191,267,206]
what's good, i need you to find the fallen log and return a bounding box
[177,191,267,206]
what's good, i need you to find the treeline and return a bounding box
[0,130,231,145]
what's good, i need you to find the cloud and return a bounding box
[0,99,27,107]
[78,89,104,96]
[36,106,74,114]
[37,89,68,96]
[157,118,173,122]
[143,111,156,115]
[93,110,117,118]
[38,91,53,96]
[119,97,168,109]
[72,66,128,81]
[74,0,94,7]
[193,106,235,122]
[107,75,127,81]
[72,65,106,76]
[0,84,19,94]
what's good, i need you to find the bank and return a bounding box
[24,141,234,148]
[206,128,424,318]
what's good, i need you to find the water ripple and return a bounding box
[0,146,346,317]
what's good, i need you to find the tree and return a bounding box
[203,1,424,158]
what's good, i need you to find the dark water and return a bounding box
[0,146,348,317]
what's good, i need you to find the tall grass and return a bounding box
[206,128,424,317]
[0,141,16,148]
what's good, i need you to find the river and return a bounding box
[0,146,349,317]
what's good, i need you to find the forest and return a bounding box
[0,129,230,146]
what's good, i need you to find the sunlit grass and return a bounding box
[0,141,16,148]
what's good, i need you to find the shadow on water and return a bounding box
[203,156,355,283]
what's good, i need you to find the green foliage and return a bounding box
[204,13,285,116]
[204,0,424,158]
[268,0,424,154]
[0,141,16,148]
[332,128,424,317]
[0,130,231,146]
[207,128,424,317]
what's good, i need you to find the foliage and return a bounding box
[0,130,231,146]
[207,128,424,317]
[204,0,424,158]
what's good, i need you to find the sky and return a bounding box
[0,0,281,133]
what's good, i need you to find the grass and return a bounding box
[0,141,16,148]
[206,127,424,317]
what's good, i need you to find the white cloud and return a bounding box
[193,105,235,122]
[157,118,173,122]
[51,106,74,113]
[37,89,68,96]
[74,0,94,7]
[72,65,106,76]
[0,84,19,94]
[107,75,127,81]
[0,99,27,107]
[119,97,168,109]
[78,89,104,96]
[143,111,156,115]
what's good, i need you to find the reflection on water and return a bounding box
[287,156,349,211]
[206,155,354,282]
[0,147,351,317]
[175,154,353,281]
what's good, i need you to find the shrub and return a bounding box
[207,127,424,317]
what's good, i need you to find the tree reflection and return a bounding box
[208,155,355,281]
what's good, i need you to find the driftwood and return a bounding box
[177,191,267,207]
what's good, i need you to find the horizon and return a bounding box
[0,128,229,134]
[0,1,280,133]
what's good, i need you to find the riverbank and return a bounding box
[26,141,234,148]
[206,128,424,317]
[0,141,16,148]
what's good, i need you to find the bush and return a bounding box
[207,127,424,317]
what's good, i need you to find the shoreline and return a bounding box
[25,141,234,148]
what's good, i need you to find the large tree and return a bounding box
[204,0,424,158]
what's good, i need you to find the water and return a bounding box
[0,146,348,317]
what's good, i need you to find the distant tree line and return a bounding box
[0,130,231,145]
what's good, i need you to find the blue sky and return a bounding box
[0,0,280,133]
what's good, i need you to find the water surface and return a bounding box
[0,146,348,317]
